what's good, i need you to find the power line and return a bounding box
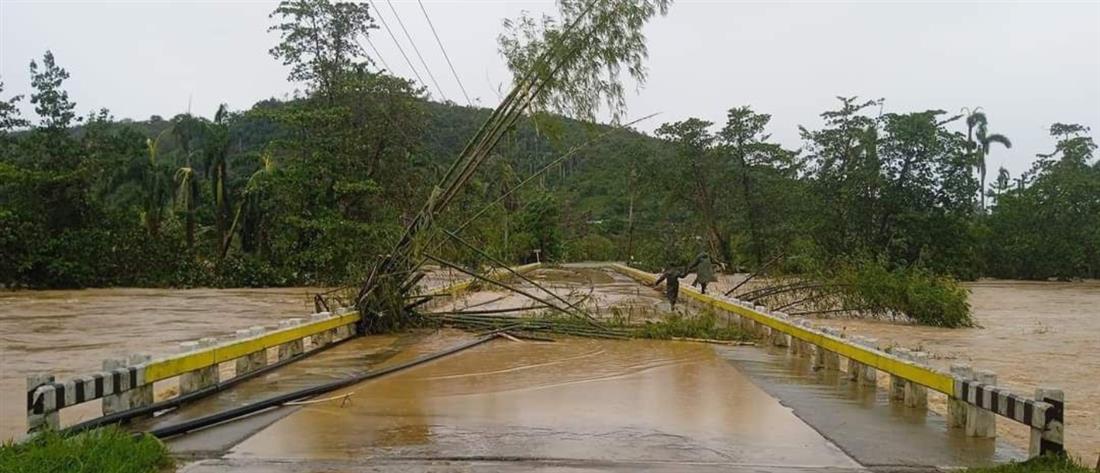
[368,0,427,91]
[381,0,447,102]
[416,0,473,106]
[361,36,391,72]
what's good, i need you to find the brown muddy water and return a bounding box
[0,287,321,441]
[812,280,1100,462]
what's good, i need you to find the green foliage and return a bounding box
[268,0,377,97]
[634,309,747,341]
[565,233,616,261]
[1,4,1097,297]
[498,0,671,123]
[28,51,77,131]
[0,428,172,473]
[0,81,29,133]
[964,455,1093,473]
[832,261,973,328]
[984,124,1100,279]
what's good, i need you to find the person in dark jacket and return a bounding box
[687,252,717,294]
[653,266,686,309]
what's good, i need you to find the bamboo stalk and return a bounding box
[428,306,541,316]
[724,253,785,297]
[442,230,604,328]
[426,254,583,324]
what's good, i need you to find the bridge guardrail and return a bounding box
[26,309,361,434]
[608,263,1064,458]
[25,262,541,435]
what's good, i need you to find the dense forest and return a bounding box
[1,2,1097,301]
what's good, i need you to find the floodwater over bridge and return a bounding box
[4,265,1097,471]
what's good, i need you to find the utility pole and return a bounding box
[626,167,637,263]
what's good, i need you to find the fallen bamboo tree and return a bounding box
[351,0,672,335]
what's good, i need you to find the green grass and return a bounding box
[966,455,1094,473]
[0,427,173,473]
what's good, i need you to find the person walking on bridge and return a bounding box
[687,252,717,294]
[653,266,686,310]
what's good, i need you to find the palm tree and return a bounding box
[142,127,174,238]
[222,152,276,258]
[206,105,231,249]
[174,166,200,249]
[964,109,1012,210]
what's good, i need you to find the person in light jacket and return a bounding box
[687,252,717,294]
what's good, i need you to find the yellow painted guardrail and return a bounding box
[28,261,545,432]
[608,263,957,396]
[143,312,360,383]
[145,261,542,382]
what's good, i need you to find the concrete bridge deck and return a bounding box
[174,332,866,473]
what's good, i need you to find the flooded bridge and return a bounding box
[6,264,1095,472]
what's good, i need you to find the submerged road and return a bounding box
[168,331,1022,472]
[173,332,866,473]
[162,267,1021,472]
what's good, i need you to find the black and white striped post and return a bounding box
[954,377,1064,456]
[948,364,973,428]
[1030,388,1064,457]
[25,374,58,433]
[966,370,997,438]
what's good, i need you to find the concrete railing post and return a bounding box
[966,370,997,437]
[948,364,973,428]
[904,352,929,409]
[889,348,912,403]
[309,312,334,347]
[847,336,865,382]
[127,353,153,409]
[1029,388,1064,457]
[101,358,130,415]
[859,338,879,387]
[277,319,305,361]
[821,328,841,371]
[26,374,59,433]
[812,336,826,370]
[249,326,269,369]
[234,328,268,377]
[179,339,219,395]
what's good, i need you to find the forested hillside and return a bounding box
[2,7,1097,293]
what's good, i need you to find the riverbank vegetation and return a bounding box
[1,1,1097,325]
[0,428,171,473]
[965,454,1095,473]
[633,310,747,341]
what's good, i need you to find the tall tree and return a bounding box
[206,104,232,252]
[717,106,795,264]
[29,51,77,131]
[655,118,734,266]
[964,110,1011,210]
[268,0,377,99]
[0,81,29,134]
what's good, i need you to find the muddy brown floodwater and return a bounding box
[0,287,321,441]
[812,280,1100,462]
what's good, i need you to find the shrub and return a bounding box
[0,427,173,473]
[834,261,973,328]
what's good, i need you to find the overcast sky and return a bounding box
[2,1,1098,177]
